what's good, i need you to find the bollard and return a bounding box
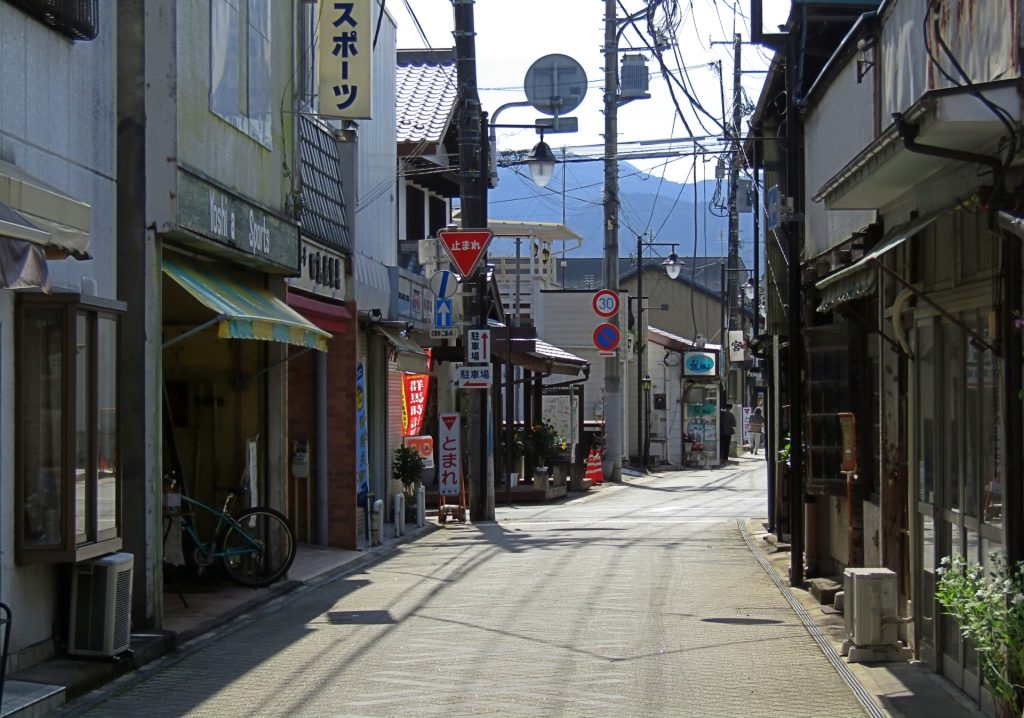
[370,499,384,545]
[394,493,405,537]
[416,485,426,527]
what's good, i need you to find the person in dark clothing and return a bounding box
[720,403,736,463]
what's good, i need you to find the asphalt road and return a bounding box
[71,458,868,717]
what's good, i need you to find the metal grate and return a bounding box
[5,0,99,40]
[299,115,353,252]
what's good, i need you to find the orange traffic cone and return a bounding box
[585,449,603,485]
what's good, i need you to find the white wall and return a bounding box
[804,52,877,258]
[880,0,1016,121]
[355,10,398,268]
[0,1,118,656]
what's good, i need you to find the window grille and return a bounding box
[5,0,99,41]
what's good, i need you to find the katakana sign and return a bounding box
[438,414,462,496]
[317,0,372,119]
[437,229,494,278]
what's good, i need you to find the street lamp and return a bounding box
[635,234,682,470]
[526,138,557,188]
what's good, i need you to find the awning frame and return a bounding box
[163,253,331,351]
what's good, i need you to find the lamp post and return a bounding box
[635,233,683,469]
[488,118,562,505]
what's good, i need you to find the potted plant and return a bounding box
[516,420,563,484]
[936,552,1024,717]
[391,445,424,504]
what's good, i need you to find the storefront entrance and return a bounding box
[913,312,1002,703]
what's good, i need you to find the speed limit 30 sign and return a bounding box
[592,289,620,318]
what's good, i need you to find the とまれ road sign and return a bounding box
[437,229,494,278]
[593,322,620,352]
[438,414,461,496]
[592,289,619,318]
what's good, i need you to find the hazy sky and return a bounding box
[392,1,793,184]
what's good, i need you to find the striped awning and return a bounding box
[0,159,91,258]
[163,254,330,351]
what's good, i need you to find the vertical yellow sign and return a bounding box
[317,0,373,119]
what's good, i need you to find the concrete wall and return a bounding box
[175,1,295,213]
[0,1,118,657]
[619,271,724,345]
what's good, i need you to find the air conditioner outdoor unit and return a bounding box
[840,567,911,663]
[69,552,134,657]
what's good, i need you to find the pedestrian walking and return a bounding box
[719,403,736,463]
[748,407,764,455]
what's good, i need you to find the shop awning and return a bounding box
[163,254,331,351]
[376,326,430,373]
[0,159,91,258]
[814,207,947,312]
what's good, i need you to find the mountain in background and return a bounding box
[488,158,756,266]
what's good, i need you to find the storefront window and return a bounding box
[943,326,961,511]
[16,293,124,563]
[917,322,936,504]
[19,307,65,548]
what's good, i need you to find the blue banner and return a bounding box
[355,362,369,502]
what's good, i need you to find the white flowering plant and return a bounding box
[936,553,1024,714]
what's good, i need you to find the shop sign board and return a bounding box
[402,435,434,470]
[438,414,461,496]
[317,0,373,119]
[683,351,717,377]
[175,169,299,271]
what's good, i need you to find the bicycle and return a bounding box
[164,472,296,588]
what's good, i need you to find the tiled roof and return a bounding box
[397,49,458,147]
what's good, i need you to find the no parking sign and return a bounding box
[593,323,621,352]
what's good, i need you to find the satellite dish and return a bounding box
[524,54,588,116]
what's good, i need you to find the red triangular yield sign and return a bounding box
[437,229,494,278]
[442,414,458,430]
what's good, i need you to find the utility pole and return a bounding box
[453,0,492,521]
[602,0,623,482]
[726,33,742,404]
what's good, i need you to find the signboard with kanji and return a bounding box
[437,229,494,278]
[401,373,429,436]
[457,365,492,389]
[466,329,490,364]
[438,414,462,496]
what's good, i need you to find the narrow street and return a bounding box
[68,459,867,718]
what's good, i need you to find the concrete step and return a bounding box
[1,680,65,718]
[807,576,844,606]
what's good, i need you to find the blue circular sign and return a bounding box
[593,322,621,351]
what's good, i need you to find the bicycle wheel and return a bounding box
[218,507,296,588]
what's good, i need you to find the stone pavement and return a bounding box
[62,457,890,718]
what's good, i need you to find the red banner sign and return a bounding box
[402,373,430,436]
